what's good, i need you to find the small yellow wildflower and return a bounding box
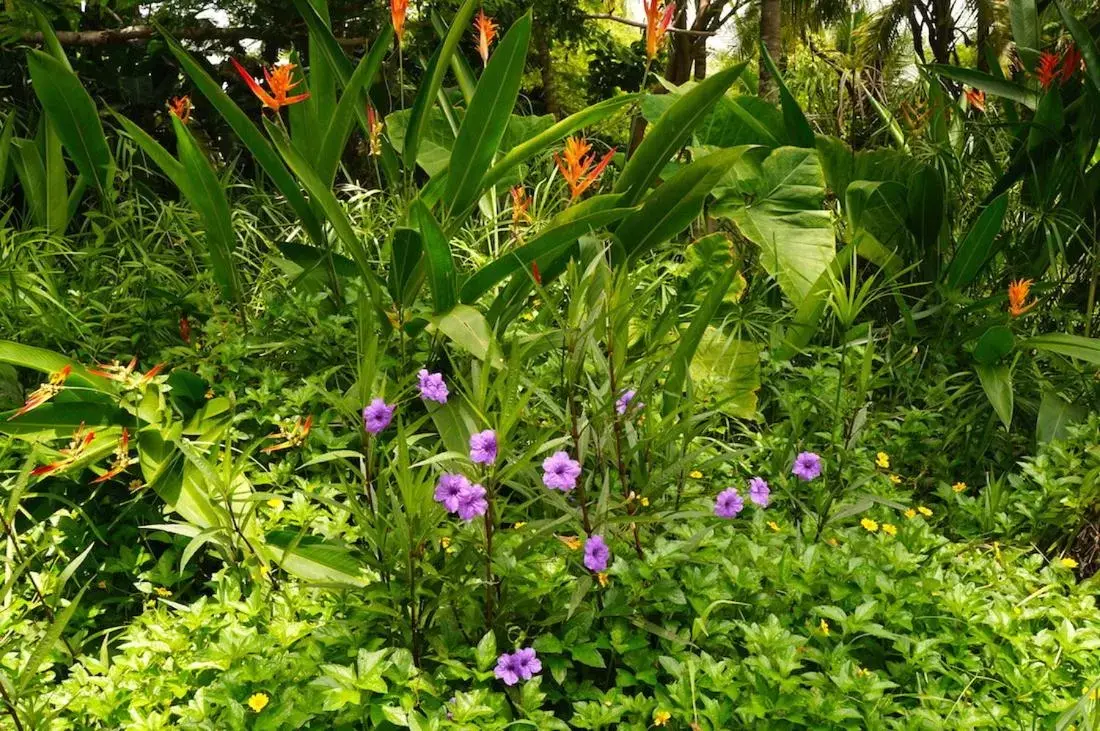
[514,522,526,529]
[826,537,839,547]
[952,482,967,493]
[560,535,582,551]
[875,452,890,469]
[904,508,917,519]
[767,520,780,532]
[1060,557,1079,569]
[917,506,932,517]
[597,572,610,587]
[689,470,703,479]
[154,587,172,598]
[639,496,650,507]
[860,518,879,532]
[855,666,869,677]
[819,618,830,635]
[247,692,269,713]
[881,523,897,536]
[889,474,902,484]
[266,497,284,511]
[440,536,452,549]
[653,709,671,726]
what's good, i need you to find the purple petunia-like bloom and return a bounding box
[542,451,581,491]
[495,647,540,686]
[456,483,488,521]
[714,488,744,518]
[363,398,395,435]
[616,389,637,415]
[417,369,449,404]
[584,534,611,572]
[469,430,498,465]
[748,477,770,507]
[434,473,470,513]
[792,452,823,482]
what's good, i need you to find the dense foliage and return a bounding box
[1,0,1100,728]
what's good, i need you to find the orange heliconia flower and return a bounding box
[554,136,616,201]
[473,9,499,66]
[1061,45,1083,83]
[510,186,532,228]
[32,422,95,477]
[168,96,192,124]
[964,87,986,113]
[231,59,311,112]
[391,0,409,45]
[1007,278,1037,317]
[91,429,136,484]
[89,357,164,390]
[8,365,71,420]
[644,0,676,61]
[263,415,313,453]
[1036,52,1061,90]
[367,105,385,156]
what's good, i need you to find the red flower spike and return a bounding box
[1036,52,1061,90]
[474,10,499,65]
[1061,45,1082,83]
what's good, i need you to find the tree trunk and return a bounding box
[534,30,560,118]
[759,0,781,100]
[976,0,992,71]
[664,6,695,85]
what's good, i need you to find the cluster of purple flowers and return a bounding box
[418,370,449,404]
[469,430,498,465]
[361,370,451,436]
[494,648,541,686]
[434,473,488,520]
[714,476,772,518]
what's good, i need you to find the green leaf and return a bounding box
[662,268,736,415]
[906,165,945,252]
[931,65,1039,110]
[689,330,761,418]
[404,0,479,168]
[263,530,371,587]
[712,146,834,305]
[1054,0,1100,96]
[615,62,747,207]
[475,631,497,671]
[433,305,499,365]
[444,13,532,216]
[759,42,814,148]
[1009,0,1040,67]
[570,643,605,668]
[1037,389,1085,443]
[19,586,86,690]
[976,363,1014,429]
[845,180,908,271]
[1022,333,1100,364]
[973,325,1015,365]
[944,194,1008,289]
[866,94,908,151]
[408,199,457,313]
[0,111,15,192]
[0,340,113,393]
[390,227,424,306]
[112,111,185,185]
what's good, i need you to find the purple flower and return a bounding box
[748,477,770,507]
[583,534,611,572]
[616,389,641,415]
[792,452,822,482]
[417,369,449,404]
[512,647,541,678]
[542,451,581,491]
[714,488,744,518]
[456,483,488,521]
[469,430,498,465]
[363,398,395,435]
[494,652,522,686]
[434,473,470,513]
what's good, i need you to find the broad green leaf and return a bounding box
[931,65,1039,109]
[845,180,908,271]
[689,330,761,418]
[1037,389,1085,443]
[475,631,497,671]
[976,363,1014,429]
[0,112,14,192]
[264,530,371,587]
[973,325,1015,365]
[18,586,85,690]
[431,11,478,103]
[1022,333,1100,364]
[409,199,457,313]
[390,227,424,306]
[759,42,814,148]
[906,165,945,252]
[1009,0,1040,67]
[0,340,113,392]
[944,193,1008,289]
[433,305,499,364]
[662,267,736,415]
[712,146,834,305]
[615,62,747,206]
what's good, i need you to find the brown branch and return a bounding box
[584,14,717,37]
[17,25,368,48]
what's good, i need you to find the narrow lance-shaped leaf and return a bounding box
[1054,0,1100,96]
[759,43,814,148]
[662,267,736,415]
[931,65,1039,110]
[409,199,457,313]
[943,193,1008,289]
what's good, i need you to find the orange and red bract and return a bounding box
[510,186,532,227]
[1036,52,1061,90]
[964,88,986,113]
[644,1,676,61]
[263,415,314,453]
[92,428,135,484]
[1061,45,1083,83]
[32,423,95,477]
[231,59,310,112]
[9,365,71,420]
[531,261,542,285]
[169,96,193,124]
[554,136,616,201]
[474,9,499,65]
[367,104,385,156]
[391,0,409,45]
[1008,278,1037,317]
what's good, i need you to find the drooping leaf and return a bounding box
[264,530,372,587]
[662,268,736,415]
[931,65,1039,109]
[759,42,814,148]
[944,194,1009,289]
[976,363,1014,429]
[408,199,457,313]
[433,305,500,365]
[1022,333,1100,364]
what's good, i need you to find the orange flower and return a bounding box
[263,415,313,453]
[1061,45,1083,83]
[1036,52,1061,90]
[32,423,95,477]
[367,104,384,156]
[473,9,499,66]
[964,88,986,113]
[91,429,136,484]
[531,261,542,285]
[168,96,192,124]
[510,186,532,228]
[554,136,616,201]
[9,365,71,420]
[1007,278,1037,317]
[644,0,676,61]
[89,357,163,390]
[231,59,310,112]
[391,0,409,45]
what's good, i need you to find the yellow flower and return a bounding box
[689,470,703,479]
[597,572,610,587]
[889,474,902,484]
[266,497,284,511]
[247,692,270,713]
[904,508,917,519]
[639,497,650,507]
[514,522,527,529]
[826,537,839,547]
[653,709,671,726]
[440,536,452,549]
[917,506,932,517]
[819,618,830,635]
[881,523,897,536]
[875,452,890,469]
[855,666,869,677]
[767,521,780,532]
[1088,687,1099,701]
[559,535,582,551]
[1060,557,1079,569]
[860,518,879,532]
[952,482,967,493]
[154,587,172,598]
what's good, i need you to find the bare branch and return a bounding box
[583,14,717,37]
[16,25,368,48]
